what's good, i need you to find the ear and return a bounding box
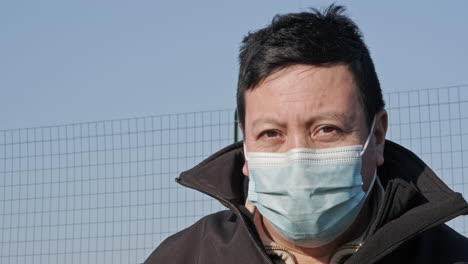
[239,122,250,177]
[374,110,388,167]
[243,160,249,177]
[238,121,245,134]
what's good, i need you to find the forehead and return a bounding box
[244,64,364,126]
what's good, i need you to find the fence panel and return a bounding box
[0,86,467,264]
[384,86,468,235]
[0,110,232,264]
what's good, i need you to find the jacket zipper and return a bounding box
[265,245,299,264]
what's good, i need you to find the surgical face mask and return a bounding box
[245,119,376,248]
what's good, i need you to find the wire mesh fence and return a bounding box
[0,110,232,264]
[383,85,468,235]
[1,86,467,264]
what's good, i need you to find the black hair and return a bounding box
[236,5,385,129]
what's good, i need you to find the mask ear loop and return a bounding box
[360,116,377,156]
[361,116,379,195]
[243,143,250,161]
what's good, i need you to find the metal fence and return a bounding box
[1,86,467,264]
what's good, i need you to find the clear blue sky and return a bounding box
[1,0,468,130]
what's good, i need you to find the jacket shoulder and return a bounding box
[144,210,238,264]
[414,224,468,262]
[382,224,468,264]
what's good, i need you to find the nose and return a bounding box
[286,130,311,150]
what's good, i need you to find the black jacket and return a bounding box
[146,141,468,264]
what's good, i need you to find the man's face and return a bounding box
[242,64,387,191]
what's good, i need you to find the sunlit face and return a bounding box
[242,64,387,191]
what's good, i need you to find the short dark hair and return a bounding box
[236,5,385,129]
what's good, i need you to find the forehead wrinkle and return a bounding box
[253,67,293,90]
[245,64,364,132]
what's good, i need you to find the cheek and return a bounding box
[361,148,377,192]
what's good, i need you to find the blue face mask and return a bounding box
[245,120,376,248]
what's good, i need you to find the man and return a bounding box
[146,5,468,264]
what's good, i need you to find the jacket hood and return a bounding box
[176,140,468,263]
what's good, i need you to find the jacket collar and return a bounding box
[176,140,468,263]
[348,141,468,263]
[176,141,247,207]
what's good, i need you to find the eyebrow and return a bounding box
[251,117,285,130]
[250,112,353,129]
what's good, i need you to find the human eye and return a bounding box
[259,129,282,139]
[315,125,343,139]
[319,126,339,134]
